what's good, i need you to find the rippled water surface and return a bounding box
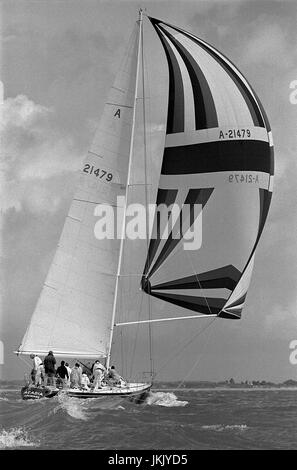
[1,386,297,449]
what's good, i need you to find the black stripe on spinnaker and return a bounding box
[151,264,241,291]
[142,188,178,279]
[258,188,273,238]
[149,291,226,315]
[221,188,272,313]
[224,293,247,309]
[182,32,265,129]
[144,188,213,280]
[150,16,270,130]
[219,310,241,319]
[149,18,184,134]
[157,24,218,130]
[161,140,273,175]
[269,146,275,175]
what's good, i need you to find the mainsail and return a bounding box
[17,23,141,357]
[142,17,274,320]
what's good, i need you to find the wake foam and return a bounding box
[53,393,89,421]
[202,424,248,432]
[53,392,125,418]
[0,427,39,448]
[145,391,188,407]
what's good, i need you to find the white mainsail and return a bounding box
[17,23,141,358]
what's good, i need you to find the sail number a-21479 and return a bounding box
[219,128,252,139]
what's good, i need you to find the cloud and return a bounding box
[1,94,81,213]
[1,94,51,129]
[243,23,295,69]
[264,302,297,337]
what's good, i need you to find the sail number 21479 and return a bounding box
[83,164,113,182]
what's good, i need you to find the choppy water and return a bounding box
[1,385,297,450]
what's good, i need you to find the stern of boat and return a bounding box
[21,385,59,400]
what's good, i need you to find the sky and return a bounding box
[1,0,297,382]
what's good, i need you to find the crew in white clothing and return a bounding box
[30,354,42,385]
[65,363,72,387]
[81,373,90,390]
[92,360,106,390]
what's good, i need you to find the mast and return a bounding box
[106,10,143,371]
[141,13,154,380]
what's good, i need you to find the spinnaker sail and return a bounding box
[141,17,274,320]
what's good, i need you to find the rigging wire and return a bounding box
[129,291,144,379]
[140,317,217,411]
[174,317,217,391]
[121,249,129,378]
[153,316,217,380]
[149,221,219,383]
[120,291,125,378]
[18,354,32,369]
[18,354,34,386]
[185,244,212,316]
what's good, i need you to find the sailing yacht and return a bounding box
[16,10,274,400]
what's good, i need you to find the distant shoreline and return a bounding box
[1,387,297,394]
[152,386,297,392]
[1,378,297,391]
[154,383,297,390]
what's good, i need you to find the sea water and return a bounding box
[1,384,297,450]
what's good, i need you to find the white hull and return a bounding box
[64,382,151,399]
[21,382,151,401]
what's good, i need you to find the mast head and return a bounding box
[138,7,147,21]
